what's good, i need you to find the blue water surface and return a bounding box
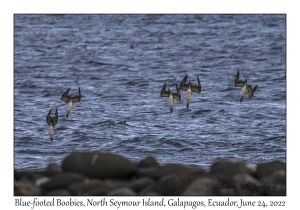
[14,14,286,170]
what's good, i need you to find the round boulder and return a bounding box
[40,172,86,191]
[210,159,255,181]
[61,152,137,179]
[255,160,286,180]
[138,156,159,168]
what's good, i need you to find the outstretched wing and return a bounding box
[242,77,248,86]
[46,109,52,126]
[191,75,201,93]
[179,75,189,91]
[52,108,58,127]
[61,88,71,102]
[72,87,81,103]
[72,95,81,103]
[248,85,257,99]
[235,70,244,87]
[173,93,181,101]
[160,83,170,97]
[173,84,181,101]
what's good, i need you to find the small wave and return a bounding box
[193,109,212,115]
[86,60,112,66]
[178,148,194,152]
[163,139,183,147]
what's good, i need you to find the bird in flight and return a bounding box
[46,108,58,142]
[160,83,181,114]
[61,87,81,118]
[179,75,201,110]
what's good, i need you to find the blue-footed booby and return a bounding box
[179,75,201,110]
[61,87,81,118]
[239,77,258,103]
[46,108,58,142]
[160,83,181,114]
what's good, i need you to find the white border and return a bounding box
[3,0,298,209]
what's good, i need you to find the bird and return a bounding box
[61,87,81,118]
[235,69,245,87]
[247,85,258,100]
[179,75,201,110]
[46,108,58,142]
[160,83,181,114]
[240,77,258,103]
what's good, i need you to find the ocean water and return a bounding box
[14,14,286,171]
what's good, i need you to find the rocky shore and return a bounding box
[14,151,286,196]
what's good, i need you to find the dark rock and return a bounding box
[231,174,263,196]
[85,179,128,196]
[151,167,213,196]
[158,164,192,177]
[86,187,111,196]
[264,184,286,196]
[40,172,86,191]
[151,174,192,196]
[106,187,137,196]
[14,152,286,196]
[44,163,62,176]
[104,179,128,189]
[46,189,71,196]
[139,190,161,196]
[136,167,160,179]
[260,170,286,196]
[68,179,107,195]
[210,160,255,181]
[35,177,50,187]
[14,181,42,196]
[181,177,218,196]
[190,166,214,178]
[14,170,44,183]
[136,163,200,180]
[61,152,137,179]
[138,185,159,196]
[126,177,155,193]
[138,156,159,168]
[269,170,286,185]
[255,160,286,180]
